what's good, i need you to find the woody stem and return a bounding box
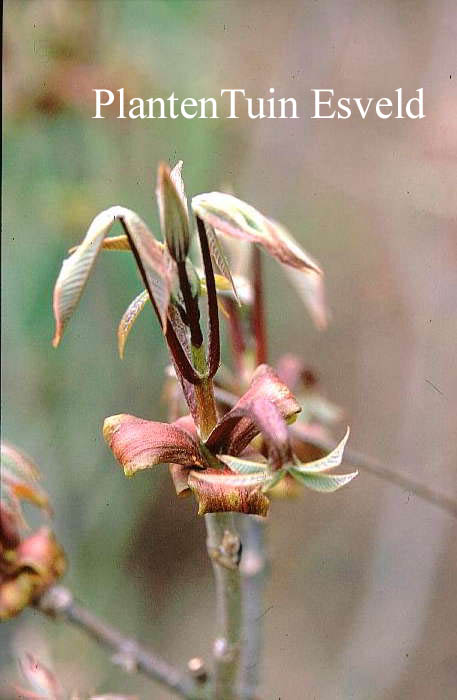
[205,513,243,700]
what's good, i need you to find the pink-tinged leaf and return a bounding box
[169,463,192,497]
[192,192,321,272]
[0,503,21,548]
[19,653,63,700]
[156,162,190,263]
[117,289,149,359]
[205,223,240,304]
[192,192,326,327]
[14,527,67,582]
[188,469,270,516]
[282,265,327,330]
[206,364,301,456]
[1,441,40,480]
[103,414,203,477]
[169,160,187,209]
[52,206,169,346]
[1,442,52,519]
[2,468,51,514]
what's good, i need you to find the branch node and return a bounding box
[37,584,73,617]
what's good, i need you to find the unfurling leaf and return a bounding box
[289,469,358,492]
[188,470,270,516]
[52,206,170,345]
[218,454,268,474]
[206,364,301,456]
[192,192,326,326]
[117,290,149,359]
[169,160,187,209]
[103,414,203,477]
[205,223,240,304]
[157,162,190,263]
[292,427,350,473]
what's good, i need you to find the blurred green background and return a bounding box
[2,1,456,698]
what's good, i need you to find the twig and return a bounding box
[205,513,243,700]
[213,386,457,519]
[239,515,268,700]
[37,585,205,699]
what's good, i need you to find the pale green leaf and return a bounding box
[293,427,350,473]
[218,454,268,474]
[289,468,358,492]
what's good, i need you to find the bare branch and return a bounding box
[37,585,206,699]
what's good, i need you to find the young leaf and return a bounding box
[289,468,358,492]
[169,160,187,209]
[206,364,301,456]
[188,469,270,516]
[205,223,240,304]
[292,427,350,473]
[218,454,268,474]
[192,192,326,327]
[156,162,190,263]
[103,414,203,477]
[52,206,169,346]
[117,290,149,359]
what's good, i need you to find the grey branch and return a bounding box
[239,515,268,700]
[205,512,243,700]
[37,585,206,699]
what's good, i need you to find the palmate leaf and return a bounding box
[289,469,358,492]
[292,427,350,473]
[192,191,326,327]
[52,206,170,347]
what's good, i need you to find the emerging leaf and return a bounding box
[292,427,350,473]
[169,160,187,209]
[188,469,270,516]
[217,454,268,474]
[192,192,326,326]
[117,290,150,359]
[205,223,240,304]
[156,162,190,263]
[289,469,358,492]
[52,206,171,345]
[206,364,301,456]
[103,414,203,477]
